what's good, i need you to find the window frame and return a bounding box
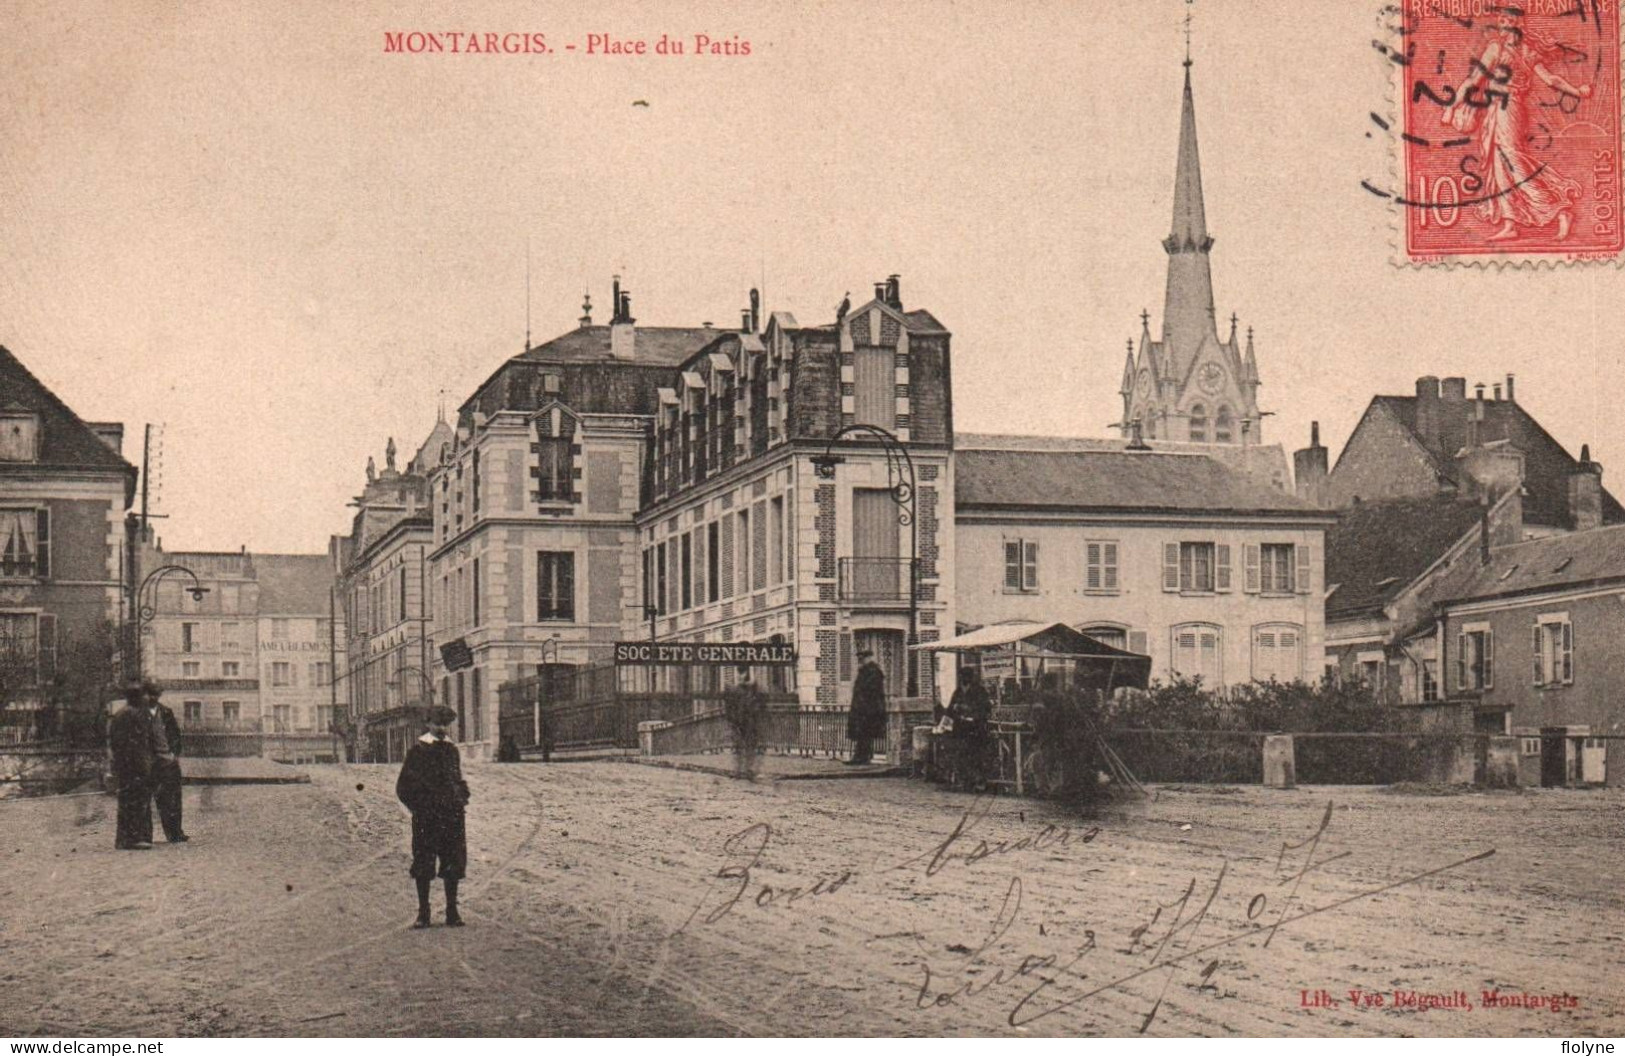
[1532,612,1574,688]
[1084,539,1120,594]
[537,550,576,622]
[1456,622,1494,692]
[1003,538,1039,593]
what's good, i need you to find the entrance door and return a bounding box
[854,629,905,694]
[1581,737,1607,785]
[852,489,901,600]
[1540,731,1568,788]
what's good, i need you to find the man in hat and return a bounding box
[107,683,157,849]
[144,680,188,843]
[396,705,470,928]
[722,663,765,779]
[845,649,888,765]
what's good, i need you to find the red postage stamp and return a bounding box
[1400,0,1624,264]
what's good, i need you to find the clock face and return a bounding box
[1136,370,1152,397]
[1197,362,1226,396]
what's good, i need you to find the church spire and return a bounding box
[1160,46,1218,377]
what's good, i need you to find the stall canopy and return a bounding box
[914,620,1152,694]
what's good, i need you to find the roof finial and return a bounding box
[437,388,446,423]
[1184,0,1194,68]
[1141,308,1151,330]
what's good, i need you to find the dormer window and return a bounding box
[0,413,40,462]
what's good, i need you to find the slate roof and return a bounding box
[0,344,137,480]
[1348,394,1624,528]
[253,554,334,616]
[1435,523,1625,605]
[958,433,1292,492]
[1324,495,1484,619]
[515,324,726,367]
[955,448,1326,516]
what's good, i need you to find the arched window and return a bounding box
[1188,403,1208,442]
[1171,622,1223,685]
[1215,406,1234,443]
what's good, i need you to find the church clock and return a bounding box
[1197,362,1225,396]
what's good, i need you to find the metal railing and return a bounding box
[838,557,914,604]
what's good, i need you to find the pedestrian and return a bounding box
[145,680,188,843]
[396,705,470,928]
[944,667,995,791]
[723,664,765,779]
[845,649,887,765]
[107,683,157,850]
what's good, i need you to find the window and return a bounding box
[1357,651,1384,690]
[183,700,202,724]
[0,612,43,685]
[221,622,240,650]
[272,618,289,641]
[472,558,481,626]
[854,346,897,429]
[311,662,331,687]
[0,413,41,462]
[1253,625,1303,682]
[655,543,668,615]
[770,496,785,585]
[316,706,331,733]
[1166,542,1229,593]
[1532,615,1573,687]
[272,704,292,730]
[1188,403,1207,443]
[1457,625,1493,691]
[181,623,198,653]
[1172,624,1222,684]
[221,700,240,724]
[1215,406,1234,443]
[1421,659,1439,702]
[1260,544,1293,593]
[1521,737,1542,757]
[399,567,408,622]
[0,509,48,579]
[1004,539,1039,592]
[707,522,721,603]
[272,661,292,687]
[471,668,483,741]
[471,449,481,514]
[1081,625,1127,650]
[181,661,201,678]
[537,551,575,621]
[1084,541,1119,593]
[537,437,571,501]
[222,660,241,678]
[736,509,751,597]
[681,533,693,610]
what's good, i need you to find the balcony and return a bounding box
[838,557,914,605]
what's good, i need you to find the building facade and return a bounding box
[0,345,135,739]
[334,425,443,762]
[955,439,1332,688]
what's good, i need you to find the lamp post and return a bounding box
[810,423,919,697]
[535,636,560,749]
[130,565,210,682]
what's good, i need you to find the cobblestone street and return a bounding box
[2,763,1622,1037]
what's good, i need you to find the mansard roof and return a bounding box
[516,324,726,366]
[0,344,137,492]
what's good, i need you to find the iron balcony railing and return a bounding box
[838,557,914,604]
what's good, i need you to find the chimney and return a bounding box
[611,275,623,324]
[1569,443,1604,531]
[610,288,635,359]
[88,422,125,456]
[749,288,760,332]
[741,309,753,333]
[1492,383,1502,401]
[1506,373,1516,402]
[873,281,887,303]
[1441,376,1467,402]
[885,274,901,309]
[1480,500,1492,566]
[1414,376,1441,453]
[1126,418,1151,452]
[1293,421,1329,507]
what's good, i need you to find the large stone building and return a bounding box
[333,423,445,762]
[425,276,954,758]
[0,345,135,740]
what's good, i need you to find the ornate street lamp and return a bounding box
[130,565,210,681]
[811,423,919,697]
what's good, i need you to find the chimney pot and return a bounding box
[749,288,760,331]
[1493,383,1502,401]
[874,281,887,302]
[1310,420,1321,448]
[885,274,901,309]
[742,309,753,333]
[1506,373,1516,402]
[1441,377,1467,402]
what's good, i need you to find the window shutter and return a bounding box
[1005,541,1022,590]
[38,613,56,681]
[1244,544,1260,593]
[1215,545,1233,592]
[1562,621,1573,684]
[1128,629,1147,655]
[1162,543,1180,592]
[1295,544,1312,594]
[1483,629,1494,689]
[1086,543,1101,591]
[1024,541,1039,591]
[1103,542,1118,591]
[1457,632,1467,691]
[1532,623,1545,686]
[35,508,50,579]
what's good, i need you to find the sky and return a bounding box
[3,0,1623,553]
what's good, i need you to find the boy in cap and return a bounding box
[396,705,471,927]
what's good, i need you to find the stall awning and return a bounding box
[913,621,1146,659]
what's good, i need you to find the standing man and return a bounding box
[396,705,470,928]
[845,649,888,766]
[723,664,765,779]
[107,683,156,850]
[145,680,188,843]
